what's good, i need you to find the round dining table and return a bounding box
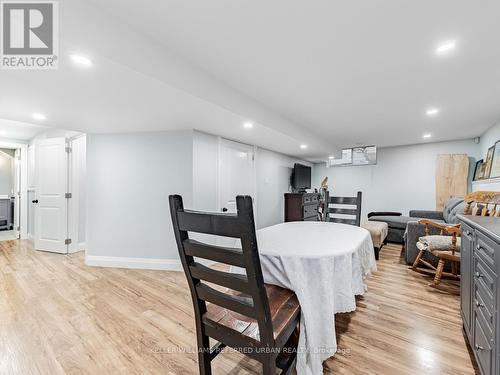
[253,221,377,375]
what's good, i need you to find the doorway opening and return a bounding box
[0,140,28,242]
[0,147,20,241]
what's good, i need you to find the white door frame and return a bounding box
[0,140,28,239]
[216,137,257,223]
[67,134,86,253]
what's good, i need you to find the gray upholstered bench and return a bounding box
[361,220,388,260]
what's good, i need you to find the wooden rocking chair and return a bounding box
[411,220,461,293]
[411,191,500,294]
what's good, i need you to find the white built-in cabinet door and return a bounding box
[34,137,68,253]
[219,139,255,214]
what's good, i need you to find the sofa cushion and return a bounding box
[442,197,464,223]
[447,201,467,224]
[361,221,388,248]
[370,215,444,230]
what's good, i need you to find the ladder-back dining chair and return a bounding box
[324,191,362,227]
[169,195,300,375]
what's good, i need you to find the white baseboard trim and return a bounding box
[68,242,86,254]
[85,255,183,271]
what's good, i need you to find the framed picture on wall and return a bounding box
[473,159,484,181]
[483,146,495,179]
[489,141,500,178]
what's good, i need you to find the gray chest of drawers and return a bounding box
[458,214,500,375]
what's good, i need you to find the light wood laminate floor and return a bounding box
[0,240,477,374]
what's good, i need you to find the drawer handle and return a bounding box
[475,272,483,278]
[475,300,485,308]
[475,344,485,351]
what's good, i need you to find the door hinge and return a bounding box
[65,238,72,245]
[65,146,72,153]
[65,192,72,199]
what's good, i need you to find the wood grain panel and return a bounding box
[436,154,470,210]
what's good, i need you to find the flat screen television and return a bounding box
[292,163,311,192]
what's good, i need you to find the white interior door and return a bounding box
[35,138,68,253]
[27,144,35,240]
[218,139,255,214]
[13,148,21,238]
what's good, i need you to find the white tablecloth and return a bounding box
[254,221,377,375]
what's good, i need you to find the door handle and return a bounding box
[222,207,228,212]
[32,199,38,204]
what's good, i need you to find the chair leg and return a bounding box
[431,259,445,288]
[411,249,425,270]
[374,247,379,260]
[197,333,212,375]
[262,354,276,375]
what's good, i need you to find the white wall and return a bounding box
[192,131,218,212]
[472,121,500,191]
[313,139,480,219]
[86,131,193,263]
[479,121,500,156]
[256,148,311,228]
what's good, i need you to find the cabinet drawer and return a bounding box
[303,205,318,218]
[474,287,494,328]
[474,314,493,375]
[461,222,474,239]
[474,256,496,299]
[475,233,496,271]
[303,195,318,204]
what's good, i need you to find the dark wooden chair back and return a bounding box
[169,195,275,346]
[324,191,362,226]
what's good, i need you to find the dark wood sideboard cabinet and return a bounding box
[458,214,500,375]
[284,193,320,222]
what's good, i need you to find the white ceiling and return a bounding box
[0,119,47,141]
[1,0,499,159]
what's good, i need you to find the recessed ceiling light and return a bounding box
[70,54,92,67]
[328,156,334,160]
[300,144,308,149]
[243,122,253,129]
[32,113,46,121]
[423,133,432,139]
[0,130,7,136]
[435,40,456,55]
[426,108,440,116]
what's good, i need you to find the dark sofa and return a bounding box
[369,197,465,264]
